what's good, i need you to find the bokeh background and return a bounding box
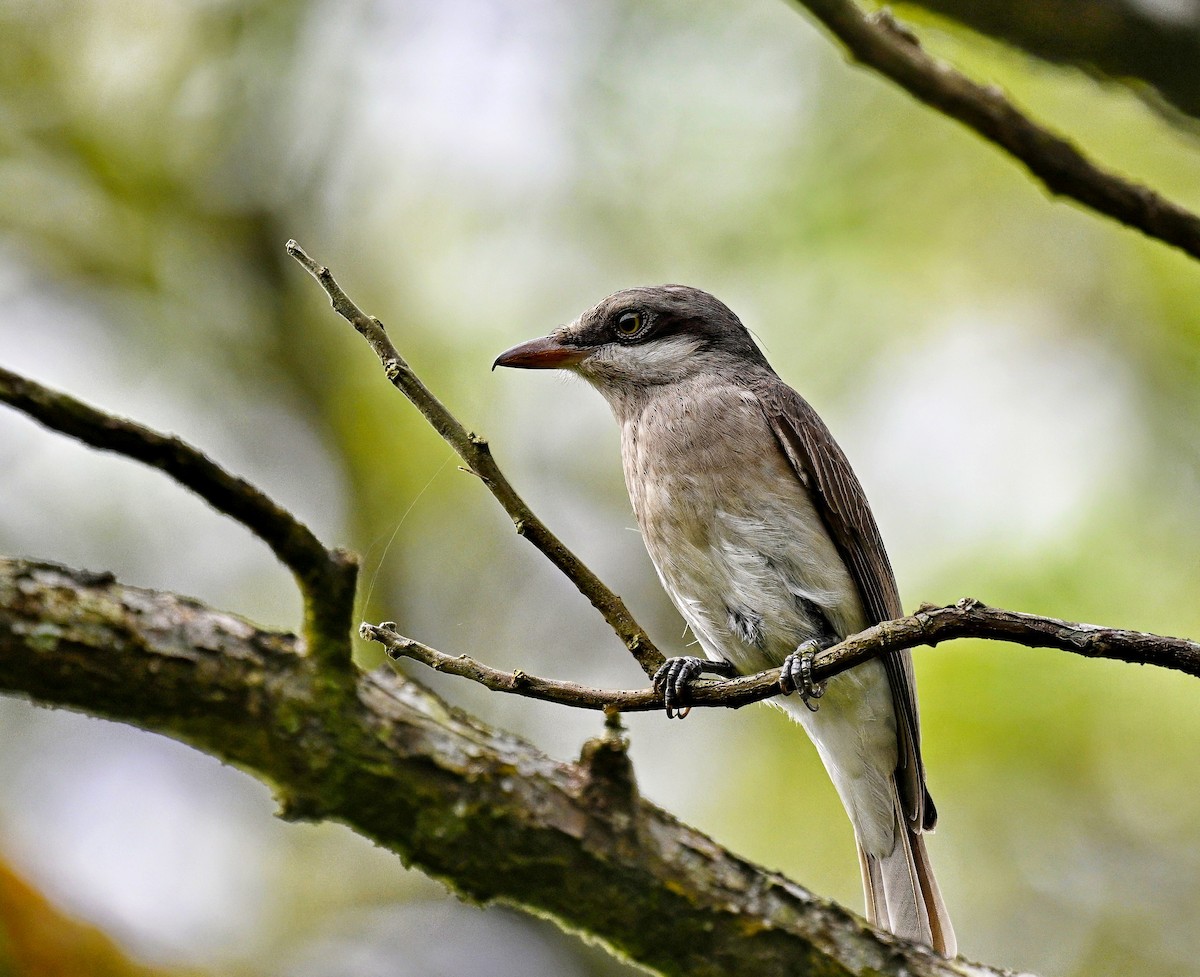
[2,0,1200,975]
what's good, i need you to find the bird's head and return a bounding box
[493,285,770,399]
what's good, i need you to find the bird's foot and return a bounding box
[652,656,737,719]
[779,639,830,712]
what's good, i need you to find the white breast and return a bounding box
[618,377,899,855]
[620,378,863,669]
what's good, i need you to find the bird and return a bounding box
[493,285,955,956]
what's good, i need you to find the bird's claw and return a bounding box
[652,656,736,719]
[780,640,827,712]
[653,656,704,719]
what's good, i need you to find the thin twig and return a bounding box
[286,240,665,674]
[365,623,671,711]
[0,365,357,671]
[366,598,1200,713]
[792,0,1200,262]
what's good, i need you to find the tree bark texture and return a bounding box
[0,557,1006,977]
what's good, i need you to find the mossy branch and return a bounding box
[0,557,1012,977]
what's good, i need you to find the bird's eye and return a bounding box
[614,310,644,338]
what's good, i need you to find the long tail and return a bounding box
[857,788,956,956]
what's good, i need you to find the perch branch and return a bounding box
[791,0,1200,262]
[0,366,356,671]
[367,598,1200,712]
[0,557,1011,977]
[285,240,664,674]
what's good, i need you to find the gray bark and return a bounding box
[0,556,1008,977]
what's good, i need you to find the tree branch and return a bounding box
[285,241,665,675]
[0,557,1009,977]
[903,0,1200,124]
[790,0,1200,262]
[366,598,1200,713]
[0,366,357,672]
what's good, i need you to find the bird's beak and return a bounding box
[492,335,590,371]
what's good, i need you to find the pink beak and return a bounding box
[493,335,590,371]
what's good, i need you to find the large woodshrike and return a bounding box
[494,285,955,955]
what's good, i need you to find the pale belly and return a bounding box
[621,381,865,670]
[620,380,900,854]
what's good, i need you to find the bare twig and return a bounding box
[285,240,665,674]
[367,598,1200,712]
[364,623,671,712]
[791,0,1200,262]
[0,366,357,671]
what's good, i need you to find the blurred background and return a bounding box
[2,0,1200,974]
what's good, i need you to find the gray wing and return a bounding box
[752,377,935,832]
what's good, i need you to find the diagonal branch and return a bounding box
[285,240,665,674]
[791,0,1200,262]
[0,557,1011,977]
[0,366,357,672]
[366,598,1200,713]
[903,0,1200,124]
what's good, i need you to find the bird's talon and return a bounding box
[780,641,826,712]
[652,656,733,719]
